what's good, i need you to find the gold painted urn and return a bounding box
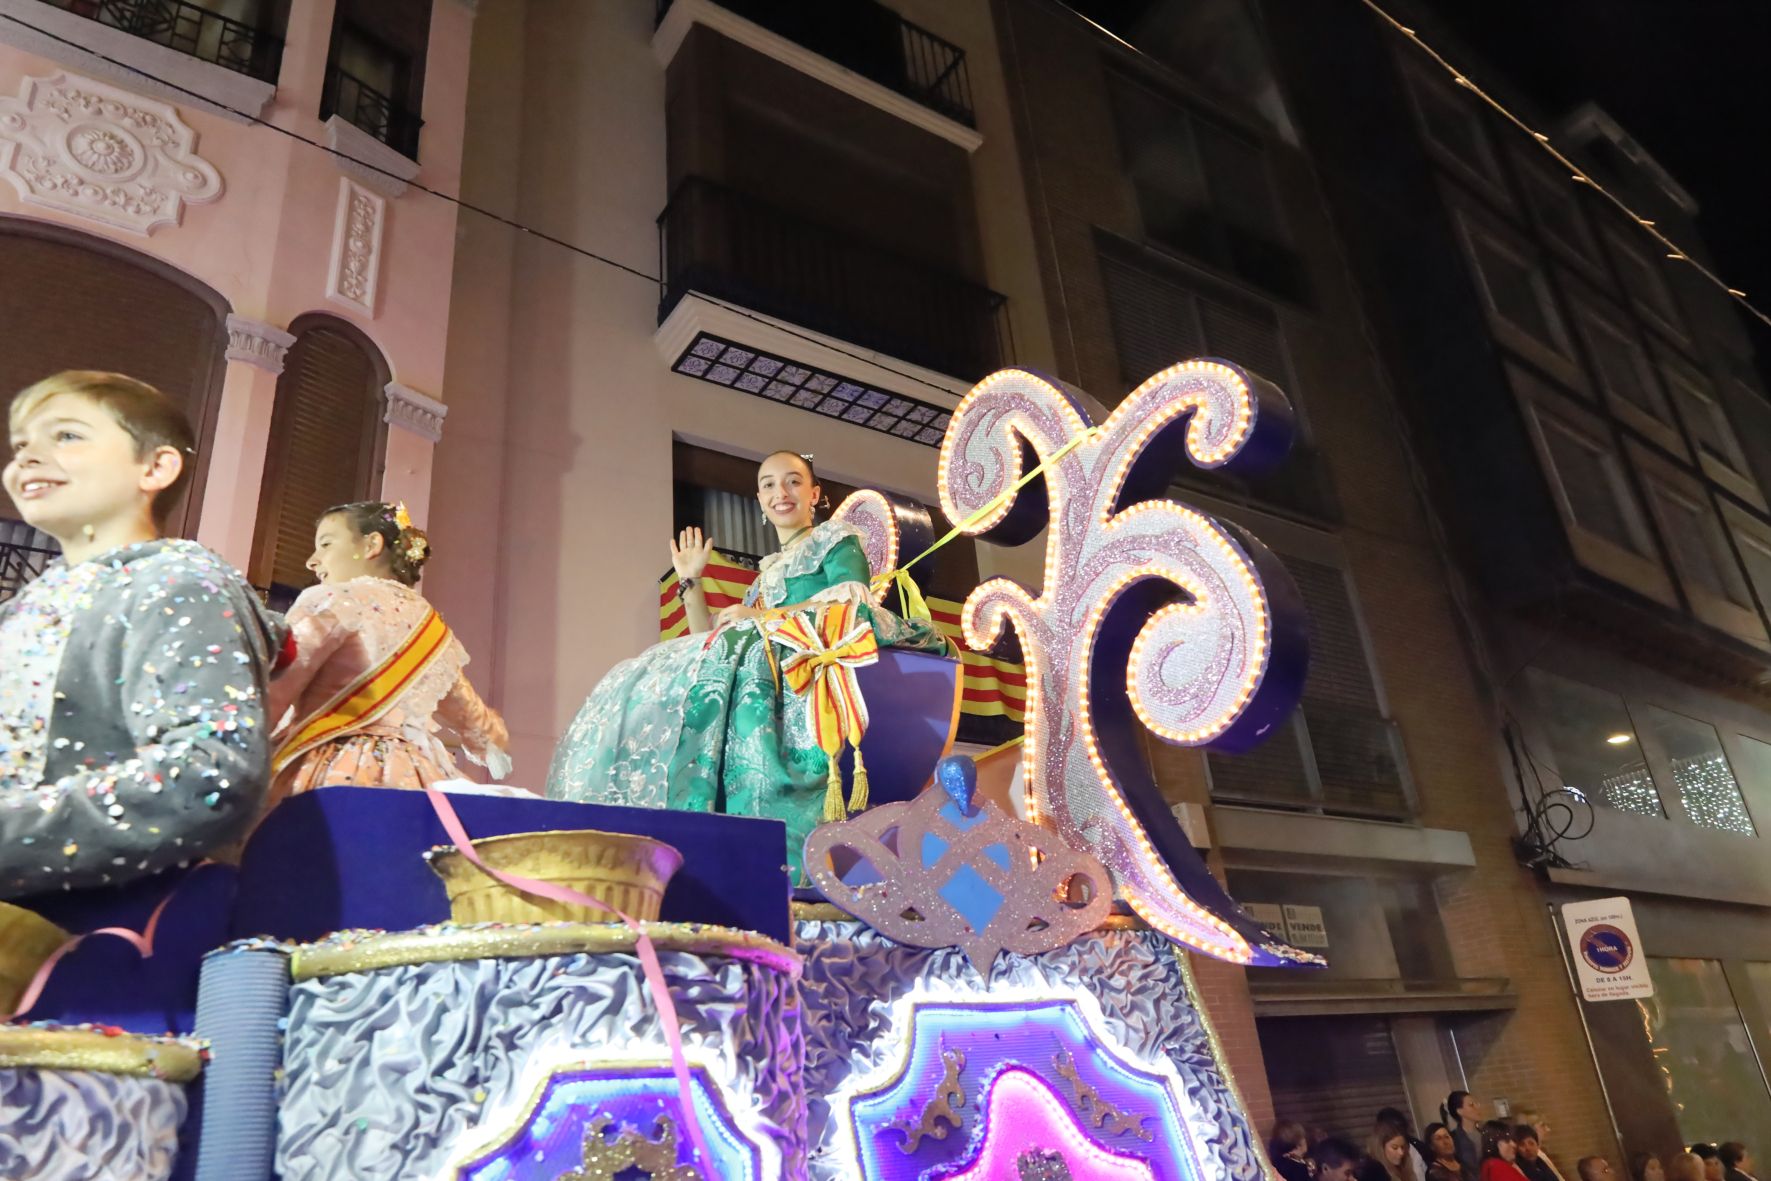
[427,829,683,925]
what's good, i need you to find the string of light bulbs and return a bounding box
[1355,0,1771,332]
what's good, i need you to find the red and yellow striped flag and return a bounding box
[657,551,1026,722]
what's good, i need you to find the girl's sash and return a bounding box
[272,608,452,773]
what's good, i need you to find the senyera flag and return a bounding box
[657,550,1025,723]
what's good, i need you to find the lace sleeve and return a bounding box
[436,670,512,780]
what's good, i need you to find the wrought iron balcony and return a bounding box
[657,0,975,127]
[40,0,285,83]
[0,532,57,604]
[1208,703,1415,821]
[659,177,1010,381]
[321,65,423,160]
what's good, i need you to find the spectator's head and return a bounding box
[1692,1147,1724,1181]
[1516,1110,1550,1143]
[1270,1121,1308,1160]
[1580,1158,1618,1181]
[1378,1107,1416,1137]
[1316,1138,1362,1181]
[1424,1124,1457,1164]
[1516,1129,1545,1162]
[1720,1146,1753,1176]
[1632,1153,1666,1181]
[1484,1128,1518,1163]
[1444,1091,1480,1128]
[1670,1156,1708,1181]
[1369,1122,1410,1181]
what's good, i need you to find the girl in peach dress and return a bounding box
[267,501,510,802]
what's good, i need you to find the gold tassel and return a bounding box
[847,747,869,814]
[823,758,848,823]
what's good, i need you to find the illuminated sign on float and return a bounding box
[936,362,1315,965]
[443,1058,775,1181]
[832,986,1223,1181]
[935,1068,1160,1181]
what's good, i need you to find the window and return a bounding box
[1256,1017,1411,1142]
[322,0,430,159]
[1572,303,1677,447]
[1657,487,1744,601]
[1638,705,1755,834]
[1660,362,1761,503]
[1458,214,1576,377]
[1632,448,1768,645]
[1542,419,1638,548]
[1207,553,1412,820]
[1519,163,1599,267]
[1643,958,1771,1144]
[1642,477,1750,608]
[1524,668,1663,818]
[1724,506,1771,617]
[1098,247,1290,388]
[1514,374,1650,557]
[1606,230,1686,337]
[1106,71,1303,299]
[1097,243,1337,518]
[1402,67,1501,185]
[249,317,389,602]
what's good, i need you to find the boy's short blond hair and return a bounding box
[9,371,196,525]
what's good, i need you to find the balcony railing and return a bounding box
[0,534,58,604]
[657,0,975,127]
[1207,703,1415,821]
[321,65,422,160]
[659,177,1010,381]
[42,0,285,83]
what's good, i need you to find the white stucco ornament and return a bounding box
[0,71,222,235]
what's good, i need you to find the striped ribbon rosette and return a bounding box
[767,601,880,821]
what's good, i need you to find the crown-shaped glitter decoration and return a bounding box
[555,1113,703,1181]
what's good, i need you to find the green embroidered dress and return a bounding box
[543,522,949,877]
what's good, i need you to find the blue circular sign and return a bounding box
[1579,923,1633,974]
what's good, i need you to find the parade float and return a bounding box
[1,358,1315,1181]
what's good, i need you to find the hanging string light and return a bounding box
[1357,0,1771,332]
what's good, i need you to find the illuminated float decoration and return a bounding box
[930,361,1313,965]
[3,360,1312,1181]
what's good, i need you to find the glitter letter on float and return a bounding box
[936,361,1316,966]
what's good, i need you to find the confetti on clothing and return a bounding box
[0,539,286,898]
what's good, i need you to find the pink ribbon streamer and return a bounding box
[3,889,175,1023]
[423,787,717,1173]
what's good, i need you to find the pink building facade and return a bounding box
[0,0,474,599]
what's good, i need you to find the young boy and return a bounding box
[1,371,286,899]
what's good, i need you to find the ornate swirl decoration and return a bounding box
[935,361,1314,966]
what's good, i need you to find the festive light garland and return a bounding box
[1355,0,1769,331]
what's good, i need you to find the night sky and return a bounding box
[1417,0,1771,376]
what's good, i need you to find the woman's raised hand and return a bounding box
[670,526,714,580]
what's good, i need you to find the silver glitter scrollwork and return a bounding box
[935,363,1314,966]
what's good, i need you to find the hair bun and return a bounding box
[398,526,432,573]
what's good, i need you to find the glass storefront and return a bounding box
[1641,957,1771,1144]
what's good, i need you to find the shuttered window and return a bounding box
[1099,250,1290,391]
[1258,1016,1412,1139]
[0,226,225,535]
[251,320,386,594]
[1208,553,1411,819]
